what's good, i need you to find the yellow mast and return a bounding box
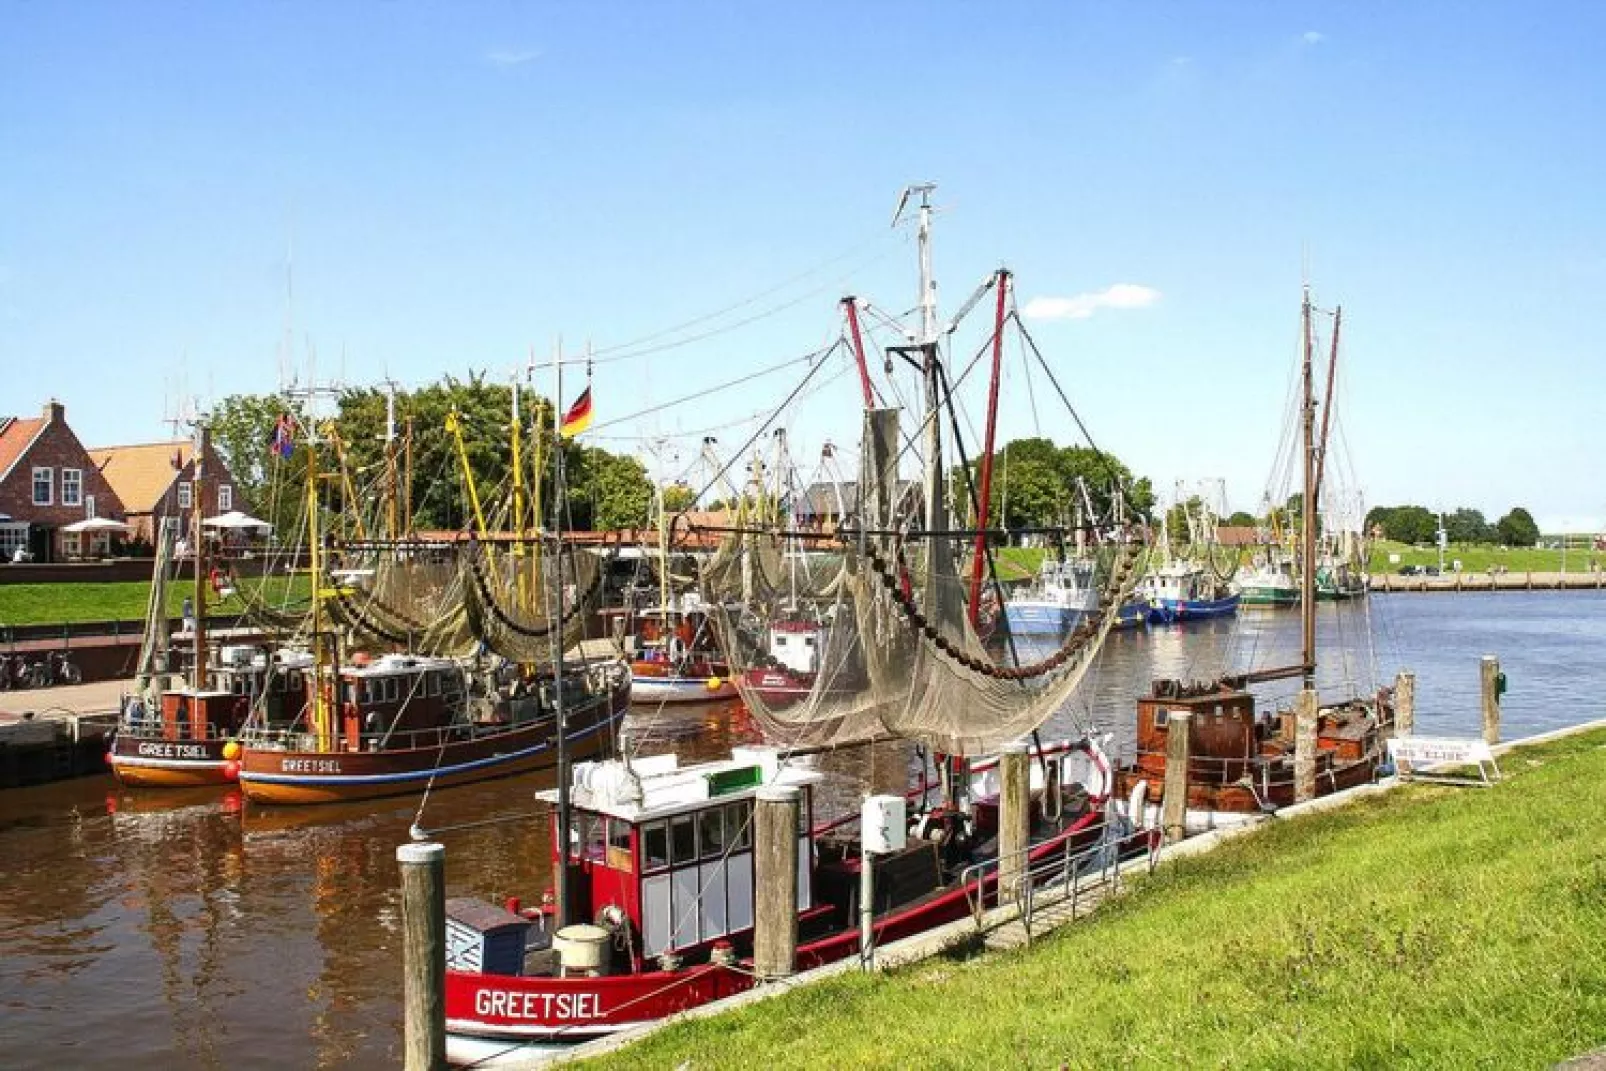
[322,423,368,541]
[305,440,333,751]
[445,407,488,537]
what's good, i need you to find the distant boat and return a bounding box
[1235,554,1299,607]
[1003,557,1098,635]
[1142,560,1241,623]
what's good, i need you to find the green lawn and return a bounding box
[0,574,312,627]
[593,727,1606,1070]
[1367,539,1603,575]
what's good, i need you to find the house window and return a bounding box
[162,516,180,535]
[62,532,81,558]
[32,467,52,506]
[219,485,233,511]
[61,468,82,507]
[178,482,192,509]
[85,494,97,519]
[0,523,28,560]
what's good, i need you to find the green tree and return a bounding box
[1444,507,1494,544]
[208,393,310,537]
[1495,507,1540,548]
[661,483,697,513]
[1225,511,1258,528]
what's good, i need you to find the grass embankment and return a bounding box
[0,575,312,626]
[1367,540,1601,575]
[596,728,1606,1070]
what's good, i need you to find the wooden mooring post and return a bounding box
[1481,655,1503,745]
[754,785,800,980]
[997,742,1030,904]
[1294,689,1318,803]
[1394,670,1416,737]
[1161,712,1192,844]
[397,842,446,1071]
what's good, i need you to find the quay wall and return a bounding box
[1368,571,1605,593]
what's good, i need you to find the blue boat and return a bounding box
[1003,559,1097,636]
[1141,561,1241,624]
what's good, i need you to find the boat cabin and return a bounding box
[766,619,820,674]
[1141,563,1212,604]
[336,653,466,749]
[630,605,722,665]
[542,748,821,968]
[1133,679,1262,785]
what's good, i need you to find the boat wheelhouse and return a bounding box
[110,646,311,788]
[624,601,736,704]
[1141,561,1241,623]
[1236,556,1300,607]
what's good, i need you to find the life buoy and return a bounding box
[1128,779,1150,830]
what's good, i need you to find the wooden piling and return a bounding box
[1481,655,1502,745]
[754,785,800,980]
[1161,711,1191,844]
[1294,689,1318,803]
[397,842,446,1071]
[1394,670,1416,737]
[997,742,1030,903]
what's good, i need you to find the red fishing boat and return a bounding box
[625,604,735,704]
[443,738,1110,1064]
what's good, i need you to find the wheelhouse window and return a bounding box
[729,800,753,850]
[575,813,606,862]
[61,468,82,507]
[669,814,697,866]
[699,806,727,861]
[607,819,634,871]
[642,820,670,871]
[32,467,52,506]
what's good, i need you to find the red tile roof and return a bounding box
[0,417,46,483]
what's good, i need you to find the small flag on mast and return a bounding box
[268,413,296,459]
[559,387,593,439]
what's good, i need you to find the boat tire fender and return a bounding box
[1128,779,1150,831]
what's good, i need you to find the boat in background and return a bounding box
[1235,551,1299,607]
[1004,557,1098,635]
[625,599,736,704]
[1142,560,1241,623]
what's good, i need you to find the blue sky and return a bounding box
[2,3,1602,531]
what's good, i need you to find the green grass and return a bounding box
[593,728,1606,1070]
[1367,540,1603,575]
[0,575,313,626]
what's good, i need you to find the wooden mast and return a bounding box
[1300,287,1318,688]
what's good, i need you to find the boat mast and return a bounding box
[1300,286,1318,688]
[550,343,574,928]
[192,420,210,692]
[1312,305,1342,529]
[842,298,876,409]
[967,269,1010,625]
[895,183,946,621]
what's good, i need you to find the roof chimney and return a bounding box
[42,399,64,423]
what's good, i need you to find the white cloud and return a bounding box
[1022,284,1162,322]
[486,48,541,68]
[1302,30,1325,45]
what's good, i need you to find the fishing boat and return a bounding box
[626,600,736,705]
[1235,552,1299,607]
[443,738,1111,1063]
[440,184,1144,1060]
[237,651,632,805]
[109,421,273,788]
[1141,560,1240,623]
[1113,287,1393,835]
[1004,556,1098,635]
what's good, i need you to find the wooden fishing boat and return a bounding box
[1113,286,1392,835]
[443,739,1111,1063]
[110,647,310,787]
[237,654,632,805]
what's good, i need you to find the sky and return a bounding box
[2,2,1603,532]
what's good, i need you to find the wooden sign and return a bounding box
[1388,735,1500,786]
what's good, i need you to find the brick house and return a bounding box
[88,437,248,550]
[0,400,129,562]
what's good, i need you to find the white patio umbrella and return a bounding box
[61,517,131,533]
[202,510,273,532]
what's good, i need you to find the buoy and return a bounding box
[222,740,241,761]
[705,676,724,692]
[222,760,240,781]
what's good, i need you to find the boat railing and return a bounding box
[959,824,1154,935]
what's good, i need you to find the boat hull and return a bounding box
[238,682,630,806]
[1237,587,1298,607]
[1147,593,1241,623]
[1002,602,1088,636]
[108,733,234,788]
[1112,599,1150,630]
[630,660,736,704]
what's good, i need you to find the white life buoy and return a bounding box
[1128,779,1151,830]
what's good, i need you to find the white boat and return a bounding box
[1003,558,1098,635]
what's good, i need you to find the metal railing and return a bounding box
[960,824,1156,942]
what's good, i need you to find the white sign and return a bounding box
[1388,736,1494,766]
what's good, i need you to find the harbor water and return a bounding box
[1,592,1601,1068]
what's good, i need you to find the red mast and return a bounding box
[841,296,876,410]
[967,269,1010,625]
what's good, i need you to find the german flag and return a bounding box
[559,387,593,439]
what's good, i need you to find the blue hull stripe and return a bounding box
[240,708,623,787]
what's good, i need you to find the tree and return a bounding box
[572,447,654,531]
[1225,511,1258,528]
[661,483,697,513]
[1370,504,1437,545]
[960,436,1156,530]
[1444,507,1494,544]
[1495,507,1540,548]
